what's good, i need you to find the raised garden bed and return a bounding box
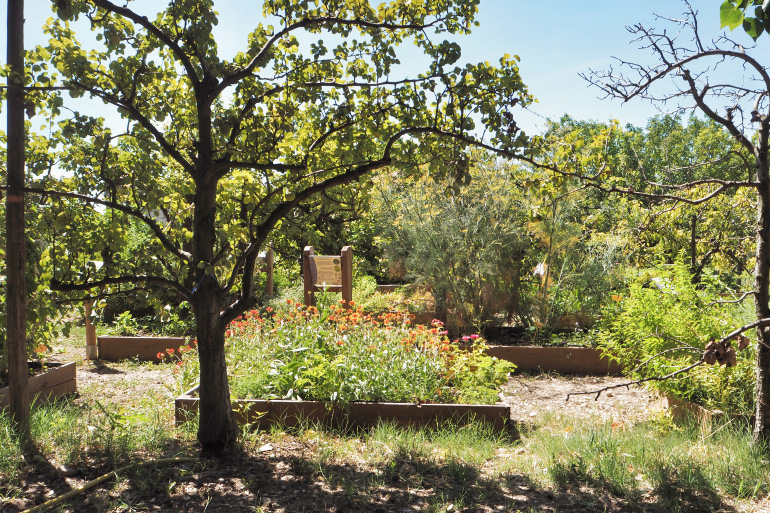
[97,336,186,362]
[175,386,511,431]
[484,346,622,375]
[0,362,77,408]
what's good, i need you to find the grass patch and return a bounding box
[516,412,770,512]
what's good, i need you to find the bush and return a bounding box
[598,259,755,414]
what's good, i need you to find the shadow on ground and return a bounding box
[10,447,737,513]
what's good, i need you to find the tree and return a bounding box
[29,0,532,453]
[576,4,770,442]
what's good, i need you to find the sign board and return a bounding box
[310,256,342,286]
[303,246,353,309]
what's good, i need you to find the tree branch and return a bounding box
[51,275,192,301]
[88,0,201,91]
[68,80,195,174]
[568,318,770,401]
[0,185,191,262]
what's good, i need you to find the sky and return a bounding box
[2,0,768,135]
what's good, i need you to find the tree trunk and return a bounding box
[754,156,770,443]
[192,176,237,453]
[194,275,236,454]
[6,0,30,440]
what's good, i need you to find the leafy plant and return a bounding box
[598,258,755,414]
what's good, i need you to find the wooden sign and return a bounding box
[310,256,343,286]
[303,246,353,308]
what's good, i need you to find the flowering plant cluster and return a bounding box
[166,300,513,405]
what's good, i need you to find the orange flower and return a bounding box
[157,352,165,360]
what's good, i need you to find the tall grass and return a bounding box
[518,412,770,511]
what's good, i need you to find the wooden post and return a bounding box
[341,246,353,309]
[6,0,30,438]
[85,303,98,360]
[265,245,274,296]
[303,246,315,307]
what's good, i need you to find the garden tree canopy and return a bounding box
[30,0,532,453]
[600,115,753,283]
[561,5,770,442]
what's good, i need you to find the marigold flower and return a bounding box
[157,352,165,360]
[166,348,174,355]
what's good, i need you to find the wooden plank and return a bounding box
[0,362,77,408]
[97,336,187,362]
[176,387,511,431]
[483,346,622,375]
[376,284,401,293]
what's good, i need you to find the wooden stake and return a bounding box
[303,246,314,307]
[265,244,274,296]
[85,303,97,360]
[341,246,353,309]
[6,0,30,438]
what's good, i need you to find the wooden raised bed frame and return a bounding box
[97,336,187,362]
[175,386,511,431]
[0,362,77,408]
[484,346,622,375]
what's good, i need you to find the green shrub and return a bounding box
[598,259,755,414]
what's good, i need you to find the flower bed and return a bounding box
[168,302,514,429]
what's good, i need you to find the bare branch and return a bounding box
[568,318,770,401]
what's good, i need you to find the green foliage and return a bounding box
[374,154,535,332]
[375,147,626,333]
[720,0,770,40]
[598,259,755,414]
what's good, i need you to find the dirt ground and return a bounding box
[500,373,661,424]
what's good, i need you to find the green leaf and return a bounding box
[743,16,765,38]
[721,0,745,29]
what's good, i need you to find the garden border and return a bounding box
[96,336,186,362]
[0,362,77,408]
[175,386,512,431]
[483,346,622,375]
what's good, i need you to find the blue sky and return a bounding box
[2,0,767,135]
